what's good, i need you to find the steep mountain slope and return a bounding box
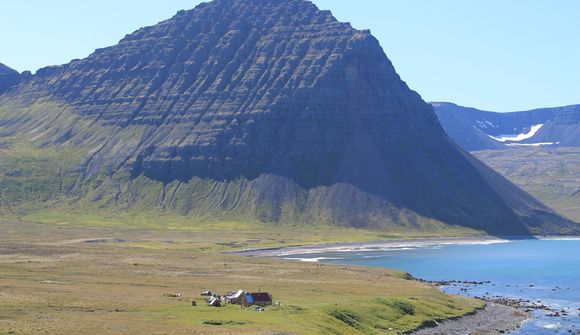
[0,63,21,93]
[433,102,580,150]
[0,0,577,235]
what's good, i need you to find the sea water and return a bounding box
[281,239,580,334]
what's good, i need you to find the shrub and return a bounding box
[374,298,416,315]
[202,320,245,326]
[328,310,363,330]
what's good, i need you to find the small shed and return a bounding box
[226,290,245,305]
[207,296,221,307]
[242,292,272,307]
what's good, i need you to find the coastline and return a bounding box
[410,302,529,335]
[234,236,511,258]
[234,236,580,334]
[234,235,580,259]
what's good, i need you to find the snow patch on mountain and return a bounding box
[489,124,544,142]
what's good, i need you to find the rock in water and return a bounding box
[0,0,577,235]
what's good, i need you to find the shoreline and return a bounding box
[233,236,509,257]
[234,235,580,258]
[235,236,579,334]
[410,302,530,335]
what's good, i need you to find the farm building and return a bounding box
[207,296,221,307]
[242,292,272,307]
[226,290,245,304]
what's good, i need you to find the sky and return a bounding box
[1,0,579,112]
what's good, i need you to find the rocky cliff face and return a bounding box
[434,102,580,150]
[0,0,577,234]
[18,0,440,186]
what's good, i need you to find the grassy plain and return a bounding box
[0,214,482,335]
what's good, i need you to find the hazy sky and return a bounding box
[1,0,579,111]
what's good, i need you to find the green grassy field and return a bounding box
[474,147,580,223]
[0,215,483,335]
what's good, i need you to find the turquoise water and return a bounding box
[281,239,580,334]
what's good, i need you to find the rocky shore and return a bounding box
[424,279,577,320]
[411,302,529,335]
[419,279,580,334]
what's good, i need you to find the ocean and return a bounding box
[280,239,580,334]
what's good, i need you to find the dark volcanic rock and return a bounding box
[0,63,20,93]
[0,0,577,235]
[433,102,580,150]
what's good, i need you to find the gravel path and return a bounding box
[411,303,529,335]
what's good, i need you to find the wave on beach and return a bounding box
[264,238,511,258]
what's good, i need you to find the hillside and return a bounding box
[474,147,580,223]
[0,63,21,93]
[0,0,577,235]
[433,102,580,151]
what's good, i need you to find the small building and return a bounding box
[226,290,245,305]
[207,296,221,307]
[242,292,272,307]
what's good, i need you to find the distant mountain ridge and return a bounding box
[433,102,580,151]
[0,0,577,235]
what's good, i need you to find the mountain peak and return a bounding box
[115,0,341,46]
[0,63,20,93]
[0,63,18,75]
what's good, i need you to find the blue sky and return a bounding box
[1,0,578,112]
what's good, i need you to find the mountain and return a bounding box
[0,0,577,235]
[433,102,580,151]
[0,63,21,93]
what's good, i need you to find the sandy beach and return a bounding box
[234,236,512,258]
[235,236,580,259]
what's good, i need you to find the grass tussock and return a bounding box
[202,320,246,326]
[375,298,416,315]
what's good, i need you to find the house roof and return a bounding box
[227,290,244,298]
[250,292,272,301]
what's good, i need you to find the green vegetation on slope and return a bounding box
[0,127,485,237]
[1,95,578,235]
[474,147,580,223]
[0,138,84,212]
